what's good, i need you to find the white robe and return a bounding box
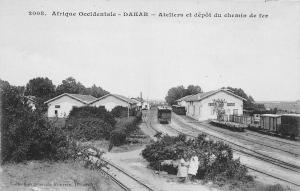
[177,159,188,177]
[188,156,199,175]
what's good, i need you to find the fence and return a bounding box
[223,115,252,125]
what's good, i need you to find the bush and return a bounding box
[65,118,114,141]
[110,129,127,146]
[68,106,116,127]
[210,120,246,132]
[1,82,76,163]
[142,134,252,184]
[111,106,128,118]
[109,115,141,147]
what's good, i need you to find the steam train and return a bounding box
[157,106,172,124]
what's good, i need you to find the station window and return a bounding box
[208,103,214,106]
[227,103,235,106]
[55,105,60,108]
[54,110,58,115]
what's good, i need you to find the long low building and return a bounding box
[89,94,137,111]
[177,89,246,121]
[44,93,137,118]
[44,93,98,118]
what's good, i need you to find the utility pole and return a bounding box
[127,103,130,118]
[140,91,143,111]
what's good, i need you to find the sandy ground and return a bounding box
[103,141,221,191]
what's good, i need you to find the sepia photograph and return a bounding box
[0,0,299,191]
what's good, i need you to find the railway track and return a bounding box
[171,115,300,173]
[179,116,300,157]
[143,109,300,188]
[244,130,300,147]
[100,158,155,191]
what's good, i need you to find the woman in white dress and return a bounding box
[188,155,199,181]
[177,154,189,182]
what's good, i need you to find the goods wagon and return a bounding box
[157,106,171,124]
[172,105,186,115]
[279,114,300,139]
[260,114,281,132]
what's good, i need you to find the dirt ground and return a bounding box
[0,160,123,191]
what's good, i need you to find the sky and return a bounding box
[0,0,300,101]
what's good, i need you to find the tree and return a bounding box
[165,85,203,105]
[84,84,109,98]
[1,80,74,163]
[165,85,186,106]
[212,99,226,121]
[24,77,55,99]
[56,77,86,95]
[186,85,202,95]
[224,87,265,111]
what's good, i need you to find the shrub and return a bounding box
[110,106,129,118]
[65,118,114,141]
[110,129,127,146]
[142,134,252,184]
[1,82,76,163]
[68,106,116,127]
[109,115,141,147]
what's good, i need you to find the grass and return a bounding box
[219,180,293,191]
[1,160,123,191]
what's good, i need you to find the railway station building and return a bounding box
[180,89,246,121]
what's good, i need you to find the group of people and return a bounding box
[177,153,199,183]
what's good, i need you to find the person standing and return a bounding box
[187,154,199,182]
[177,155,189,183]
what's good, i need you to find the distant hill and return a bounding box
[256,101,300,113]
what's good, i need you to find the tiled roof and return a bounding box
[185,90,218,102]
[89,94,137,105]
[113,94,136,104]
[183,89,246,102]
[176,94,197,102]
[68,94,98,103]
[44,93,97,104]
[131,97,144,102]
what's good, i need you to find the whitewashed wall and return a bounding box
[186,91,243,121]
[178,100,188,111]
[90,95,130,111]
[47,96,86,118]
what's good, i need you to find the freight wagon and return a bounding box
[279,114,300,139]
[260,114,282,132]
[157,106,171,124]
[172,105,186,115]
